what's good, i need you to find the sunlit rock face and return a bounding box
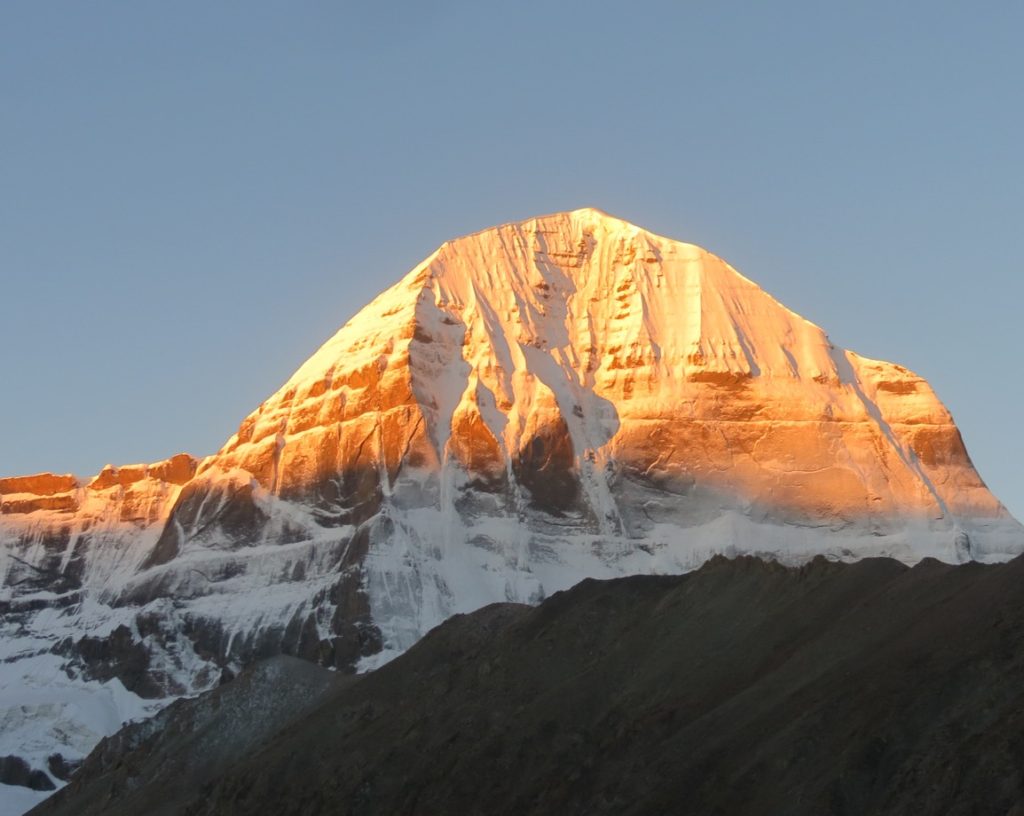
[202,207,1012,548]
[1,209,1020,790]
[0,454,196,587]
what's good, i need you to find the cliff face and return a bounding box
[2,208,1020,793]
[0,455,195,595]
[198,207,1004,537]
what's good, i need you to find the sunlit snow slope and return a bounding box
[2,208,1021,798]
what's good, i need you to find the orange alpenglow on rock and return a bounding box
[207,207,1011,539]
[0,209,1021,780]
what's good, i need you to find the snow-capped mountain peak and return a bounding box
[2,209,1020,800]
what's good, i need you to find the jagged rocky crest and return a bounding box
[2,208,1022,794]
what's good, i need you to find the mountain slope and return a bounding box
[2,208,1021,795]
[28,656,345,816]
[32,554,1024,816]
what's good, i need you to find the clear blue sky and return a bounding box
[2,2,1022,519]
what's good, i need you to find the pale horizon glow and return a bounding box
[2,2,1022,520]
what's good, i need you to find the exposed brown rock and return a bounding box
[513,415,578,515]
[0,755,54,792]
[148,454,197,486]
[1,494,79,515]
[0,473,78,496]
[449,402,507,490]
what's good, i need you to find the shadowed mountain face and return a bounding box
[34,554,1024,816]
[27,656,347,816]
[2,209,1022,792]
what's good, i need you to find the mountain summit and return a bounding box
[2,209,1021,797]
[214,206,1007,533]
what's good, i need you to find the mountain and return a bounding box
[31,554,1024,816]
[2,208,1021,799]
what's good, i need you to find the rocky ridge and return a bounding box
[30,554,1024,816]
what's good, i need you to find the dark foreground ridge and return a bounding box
[32,554,1024,816]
